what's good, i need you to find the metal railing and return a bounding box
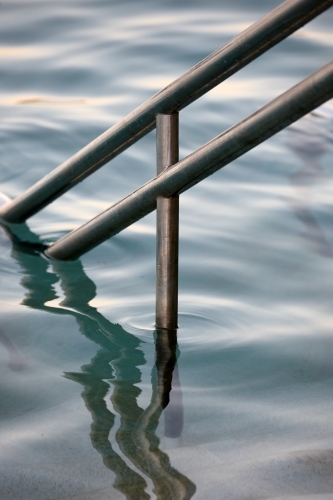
[0,0,331,224]
[44,63,333,260]
[1,0,332,329]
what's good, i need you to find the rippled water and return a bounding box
[1,1,333,498]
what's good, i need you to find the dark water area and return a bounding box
[1,0,333,498]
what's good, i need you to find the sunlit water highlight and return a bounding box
[1,0,333,498]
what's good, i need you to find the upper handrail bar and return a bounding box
[0,0,332,224]
[46,61,333,260]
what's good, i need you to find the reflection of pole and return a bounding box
[155,329,184,440]
[127,328,194,500]
[155,328,178,408]
[156,113,179,330]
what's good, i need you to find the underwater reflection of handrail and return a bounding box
[45,61,333,260]
[9,236,195,499]
[65,350,150,500]
[131,330,192,499]
[0,0,331,223]
[109,329,195,500]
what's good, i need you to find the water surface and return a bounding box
[1,1,333,498]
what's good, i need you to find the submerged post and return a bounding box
[155,114,179,330]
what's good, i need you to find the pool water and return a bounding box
[1,1,333,498]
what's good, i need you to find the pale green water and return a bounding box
[1,1,333,498]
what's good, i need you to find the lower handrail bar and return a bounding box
[45,61,333,261]
[0,0,331,224]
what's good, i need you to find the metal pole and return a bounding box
[45,61,333,261]
[155,114,179,330]
[0,0,331,223]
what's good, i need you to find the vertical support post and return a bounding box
[155,113,179,330]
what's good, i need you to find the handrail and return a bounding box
[0,0,332,223]
[46,61,333,261]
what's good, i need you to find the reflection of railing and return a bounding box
[1,0,332,329]
[4,229,196,499]
[65,328,194,500]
